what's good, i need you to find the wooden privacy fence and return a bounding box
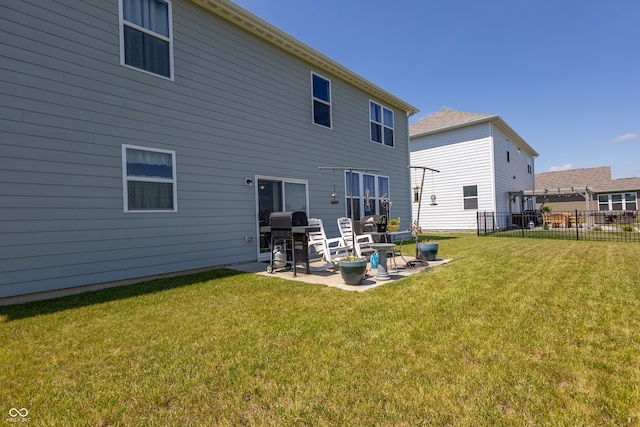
[477,210,640,242]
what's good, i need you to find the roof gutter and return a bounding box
[189,0,420,116]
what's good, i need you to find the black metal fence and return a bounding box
[477,210,640,242]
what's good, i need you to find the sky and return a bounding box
[231,0,640,179]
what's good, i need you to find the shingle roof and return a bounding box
[535,166,640,193]
[409,109,496,136]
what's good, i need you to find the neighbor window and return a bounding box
[463,185,478,210]
[311,73,331,128]
[122,145,177,212]
[527,157,533,174]
[598,193,637,211]
[120,0,173,78]
[370,101,394,147]
[505,139,510,162]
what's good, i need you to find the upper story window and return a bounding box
[370,101,394,147]
[598,193,637,211]
[120,0,173,79]
[505,139,510,162]
[122,144,177,212]
[527,157,533,174]
[463,185,478,210]
[311,73,332,128]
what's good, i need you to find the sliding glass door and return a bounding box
[257,177,308,258]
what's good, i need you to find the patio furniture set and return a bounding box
[265,211,413,284]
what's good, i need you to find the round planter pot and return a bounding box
[338,258,367,285]
[417,243,439,261]
[387,224,400,232]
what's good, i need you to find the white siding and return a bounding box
[492,125,536,213]
[410,124,494,230]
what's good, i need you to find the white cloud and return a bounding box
[548,164,573,172]
[605,133,639,144]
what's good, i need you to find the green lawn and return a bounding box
[2,234,639,426]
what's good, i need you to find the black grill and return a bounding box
[267,211,313,276]
[270,211,308,238]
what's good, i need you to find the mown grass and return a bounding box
[1,234,639,426]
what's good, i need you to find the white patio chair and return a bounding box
[307,218,349,264]
[336,217,375,258]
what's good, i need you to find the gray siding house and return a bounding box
[1,0,418,299]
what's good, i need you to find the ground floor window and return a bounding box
[257,177,308,255]
[345,171,390,220]
[122,144,176,212]
[463,185,478,210]
[598,192,637,211]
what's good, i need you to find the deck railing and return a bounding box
[477,210,640,242]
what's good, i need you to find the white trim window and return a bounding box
[119,0,173,79]
[370,101,394,147]
[463,185,478,210]
[311,72,332,128]
[345,171,390,220]
[122,145,177,212]
[598,193,637,211]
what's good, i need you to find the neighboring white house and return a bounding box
[409,110,538,230]
[1,0,418,299]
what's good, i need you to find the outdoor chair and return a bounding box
[337,217,375,258]
[307,218,349,264]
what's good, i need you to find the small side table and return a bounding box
[369,243,396,281]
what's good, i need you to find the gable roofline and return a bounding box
[410,109,539,157]
[189,0,419,116]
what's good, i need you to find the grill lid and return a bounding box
[269,211,308,228]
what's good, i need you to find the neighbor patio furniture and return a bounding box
[337,217,375,258]
[568,212,584,228]
[307,218,349,265]
[551,213,570,228]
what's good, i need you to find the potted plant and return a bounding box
[417,239,438,261]
[335,255,367,285]
[387,217,401,232]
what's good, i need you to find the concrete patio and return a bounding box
[230,255,451,292]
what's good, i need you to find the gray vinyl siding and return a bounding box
[1,0,411,297]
